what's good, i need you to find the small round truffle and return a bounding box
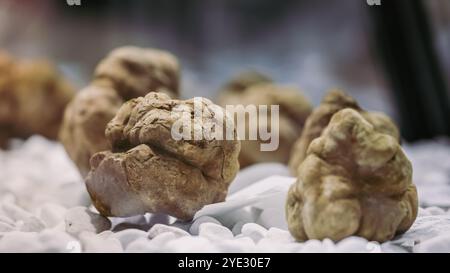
[86,92,241,220]
[288,90,399,176]
[59,46,180,176]
[0,51,75,148]
[218,72,312,167]
[286,108,418,242]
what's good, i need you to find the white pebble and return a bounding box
[298,239,327,253]
[254,238,275,252]
[79,232,123,253]
[365,241,383,253]
[215,237,256,253]
[1,201,33,221]
[127,232,178,253]
[199,223,233,241]
[381,242,409,253]
[256,208,288,230]
[241,223,267,243]
[0,232,43,252]
[335,237,370,253]
[391,214,450,246]
[0,221,15,232]
[125,237,156,253]
[0,215,14,225]
[413,235,450,253]
[164,236,218,253]
[149,232,178,248]
[322,238,337,252]
[425,206,446,215]
[49,221,68,233]
[1,202,45,232]
[38,203,67,228]
[265,227,295,244]
[256,238,301,253]
[17,216,46,232]
[189,216,221,235]
[113,229,148,248]
[148,224,190,239]
[231,221,246,235]
[216,208,260,229]
[229,163,290,194]
[65,207,111,236]
[97,230,114,239]
[38,230,76,253]
[417,207,431,217]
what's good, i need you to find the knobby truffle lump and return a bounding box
[86,92,241,220]
[288,90,399,176]
[218,71,312,167]
[0,51,74,148]
[94,46,179,100]
[286,108,418,242]
[59,46,180,176]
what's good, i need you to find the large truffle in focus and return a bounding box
[286,108,418,242]
[0,51,75,148]
[218,72,312,167]
[86,92,240,220]
[288,90,399,176]
[59,46,180,176]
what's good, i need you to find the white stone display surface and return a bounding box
[1,136,449,253]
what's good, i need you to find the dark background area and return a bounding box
[0,0,449,141]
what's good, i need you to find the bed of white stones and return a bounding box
[0,136,449,253]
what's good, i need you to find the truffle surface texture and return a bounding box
[86,92,240,220]
[286,108,418,242]
[289,90,399,176]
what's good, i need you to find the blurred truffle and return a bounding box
[59,46,180,176]
[0,51,74,148]
[94,46,179,100]
[218,72,312,167]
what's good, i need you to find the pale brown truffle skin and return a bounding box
[218,71,272,102]
[288,90,399,176]
[0,51,75,148]
[286,108,418,242]
[0,52,15,147]
[59,46,180,176]
[86,92,240,220]
[218,72,312,167]
[94,46,179,100]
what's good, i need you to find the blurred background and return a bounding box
[0,0,449,141]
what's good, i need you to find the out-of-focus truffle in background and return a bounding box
[0,51,74,148]
[217,71,312,168]
[59,46,180,177]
